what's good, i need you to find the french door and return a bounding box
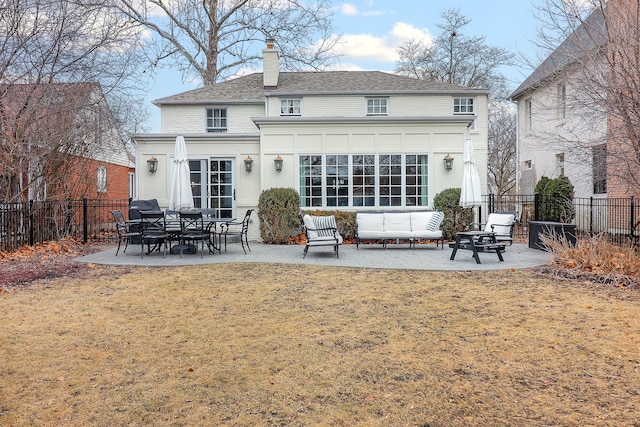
[189,158,235,218]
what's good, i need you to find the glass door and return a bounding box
[189,159,206,209]
[208,158,234,218]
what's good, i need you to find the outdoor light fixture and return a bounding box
[274,155,283,172]
[244,156,254,173]
[444,154,454,171]
[147,156,158,174]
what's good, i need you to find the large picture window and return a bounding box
[299,154,429,208]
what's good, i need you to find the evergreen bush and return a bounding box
[535,176,575,222]
[258,188,300,243]
[433,188,474,240]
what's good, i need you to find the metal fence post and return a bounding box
[83,197,88,243]
[534,193,540,221]
[631,196,636,242]
[28,200,34,246]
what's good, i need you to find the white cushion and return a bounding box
[413,230,443,239]
[485,213,515,237]
[303,214,318,240]
[383,213,412,232]
[306,234,343,245]
[410,212,434,230]
[357,213,384,232]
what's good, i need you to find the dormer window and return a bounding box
[453,97,474,114]
[206,107,227,132]
[280,98,301,116]
[366,97,388,116]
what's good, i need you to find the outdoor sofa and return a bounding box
[356,211,445,249]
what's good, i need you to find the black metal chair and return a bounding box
[140,211,169,258]
[179,211,210,258]
[110,209,140,256]
[219,209,254,254]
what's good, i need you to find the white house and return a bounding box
[132,43,489,241]
[509,7,608,199]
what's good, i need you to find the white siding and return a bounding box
[161,104,263,133]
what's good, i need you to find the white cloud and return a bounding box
[328,22,432,68]
[341,3,359,16]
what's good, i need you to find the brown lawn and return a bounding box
[2,259,640,426]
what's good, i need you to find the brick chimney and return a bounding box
[263,38,279,88]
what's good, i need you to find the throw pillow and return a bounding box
[312,215,337,237]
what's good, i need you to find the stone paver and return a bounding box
[76,242,553,271]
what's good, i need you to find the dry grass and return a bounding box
[2,262,640,426]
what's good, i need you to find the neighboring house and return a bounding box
[0,82,132,202]
[510,0,640,203]
[132,43,489,241]
[509,7,608,199]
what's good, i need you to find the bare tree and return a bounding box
[0,0,146,202]
[105,0,340,85]
[395,8,514,99]
[488,104,517,196]
[530,0,640,196]
[395,8,517,195]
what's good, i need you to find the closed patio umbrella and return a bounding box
[168,136,194,211]
[459,139,482,208]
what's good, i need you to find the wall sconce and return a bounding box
[147,156,158,174]
[444,154,454,171]
[274,155,283,172]
[244,156,253,173]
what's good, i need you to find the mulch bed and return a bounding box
[0,239,131,291]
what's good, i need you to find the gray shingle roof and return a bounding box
[510,7,606,100]
[154,71,486,105]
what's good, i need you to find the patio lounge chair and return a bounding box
[299,214,343,258]
[471,212,516,246]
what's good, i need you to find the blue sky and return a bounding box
[144,0,541,132]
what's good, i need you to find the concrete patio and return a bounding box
[76,241,553,271]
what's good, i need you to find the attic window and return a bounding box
[206,107,227,132]
[280,98,301,116]
[366,98,388,116]
[453,97,474,114]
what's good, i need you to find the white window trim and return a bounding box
[205,107,227,132]
[453,97,475,115]
[366,97,389,116]
[280,98,302,116]
[298,153,429,208]
[97,166,107,193]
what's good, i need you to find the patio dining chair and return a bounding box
[140,211,169,259]
[219,209,254,254]
[179,211,210,258]
[110,209,140,256]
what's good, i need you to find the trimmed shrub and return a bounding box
[258,188,300,243]
[535,176,575,222]
[433,188,474,240]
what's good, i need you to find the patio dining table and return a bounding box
[130,210,235,256]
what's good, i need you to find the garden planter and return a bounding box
[528,220,576,251]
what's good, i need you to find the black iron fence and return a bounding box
[0,198,130,252]
[481,194,640,246]
[2,195,640,252]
